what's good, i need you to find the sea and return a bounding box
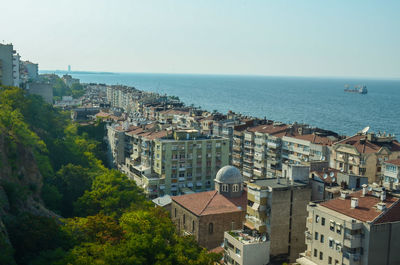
[42,71,400,137]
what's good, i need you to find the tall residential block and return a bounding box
[0,43,15,86]
[297,186,400,265]
[152,129,229,197]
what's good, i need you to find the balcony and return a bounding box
[343,252,361,264]
[267,141,278,149]
[245,215,266,233]
[344,234,362,248]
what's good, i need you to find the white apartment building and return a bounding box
[297,186,400,265]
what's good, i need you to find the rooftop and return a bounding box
[287,133,337,146]
[320,190,400,223]
[335,134,400,154]
[248,123,288,134]
[172,190,247,216]
[247,178,308,190]
[385,158,400,166]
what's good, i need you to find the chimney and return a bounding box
[380,191,386,202]
[340,190,349,199]
[351,198,359,209]
[377,202,387,211]
[362,184,368,196]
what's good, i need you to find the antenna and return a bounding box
[360,126,370,135]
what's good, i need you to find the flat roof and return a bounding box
[248,178,308,190]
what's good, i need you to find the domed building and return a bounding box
[215,165,244,198]
[170,165,247,250]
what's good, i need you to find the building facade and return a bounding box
[297,186,400,265]
[152,130,230,196]
[331,132,400,183]
[171,166,247,249]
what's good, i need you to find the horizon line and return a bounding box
[39,69,400,81]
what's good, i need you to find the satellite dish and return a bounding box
[262,235,267,242]
[332,177,336,182]
[323,174,328,179]
[330,172,335,177]
[368,187,373,191]
[361,126,370,135]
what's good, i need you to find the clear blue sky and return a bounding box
[2,0,400,78]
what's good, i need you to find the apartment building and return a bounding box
[171,166,246,249]
[224,165,311,264]
[239,123,289,180]
[382,158,400,189]
[151,129,230,197]
[282,133,336,166]
[297,186,400,265]
[331,132,400,183]
[0,43,15,86]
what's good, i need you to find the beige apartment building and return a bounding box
[224,166,311,264]
[382,158,400,189]
[297,186,400,265]
[152,129,229,196]
[236,123,289,181]
[282,133,336,166]
[331,132,400,184]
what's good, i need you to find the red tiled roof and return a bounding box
[144,130,169,140]
[385,158,400,166]
[248,124,288,134]
[335,135,400,154]
[290,134,336,146]
[320,190,399,223]
[209,246,224,254]
[172,190,247,216]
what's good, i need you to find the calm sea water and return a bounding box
[44,71,400,137]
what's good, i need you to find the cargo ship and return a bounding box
[344,84,368,94]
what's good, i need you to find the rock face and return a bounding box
[0,134,57,262]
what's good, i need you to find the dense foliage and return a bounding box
[0,86,220,265]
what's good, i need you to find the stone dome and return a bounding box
[215,165,243,184]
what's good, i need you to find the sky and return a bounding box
[1,0,400,78]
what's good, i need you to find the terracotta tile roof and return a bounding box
[375,200,400,224]
[172,190,246,216]
[209,246,224,254]
[95,112,111,118]
[290,134,336,146]
[385,158,400,166]
[320,190,399,223]
[248,124,288,134]
[335,134,400,154]
[144,130,169,140]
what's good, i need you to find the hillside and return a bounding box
[0,86,219,265]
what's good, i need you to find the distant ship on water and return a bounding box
[344,84,368,94]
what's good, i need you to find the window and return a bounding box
[314,249,317,257]
[316,215,320,223]
[208,223,213,234]
[330,221,335,231]
[232,184,239,192]
[321,217,325,226]
[174,208,177,217]
[335,259,339,265]
[192,220,195,232]
[320,234,324,243]
[319,251,323,260]
[235,248,241,257]
[328,256,332,264]
[222,184,228,192]
[336,224,342,234]
[314,232,319,240]
[329,238,334,248]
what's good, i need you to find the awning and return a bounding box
[252,202,260,210]
[187,182,193,187]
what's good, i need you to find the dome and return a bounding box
[215,166,243,184]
